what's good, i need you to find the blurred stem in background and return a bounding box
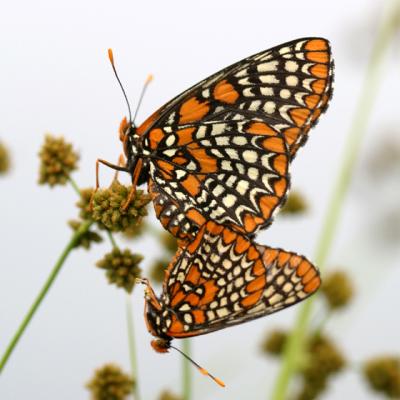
[0,220,93,374]
[126,296,141,400]
[182,339,192,400]
[271,0,400,399]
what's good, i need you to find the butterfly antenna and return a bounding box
[170,344,226,388]
[132,73,153,124]
[108,48,133,124]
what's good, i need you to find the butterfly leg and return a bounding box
[121,158,143,211]
[89,158,128,210]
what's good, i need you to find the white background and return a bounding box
[1,0,400,399]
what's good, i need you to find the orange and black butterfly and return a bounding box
[100,37,333,384]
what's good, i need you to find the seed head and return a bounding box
[261,329,288,356]
[68,220,102,249]
[280,191,308,215]
[38,134,79,186]
[96,248,142,293]
[321,270,354,310]
[363,356,400,398]
[158,390,183,400]
[86,363,134,400]
[0,141,11,174]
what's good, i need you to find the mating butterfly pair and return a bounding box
[103,37,333,382]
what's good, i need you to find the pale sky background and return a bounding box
[1,0,400,399]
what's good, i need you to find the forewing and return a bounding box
[142,38,333,235]
[160,221,320,338]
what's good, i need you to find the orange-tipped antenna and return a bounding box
[132,73,153,124]
[107,48,133,124]
[170,345,226,388]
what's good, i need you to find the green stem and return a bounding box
[107,230,118,249]
[68,176,81,197]
[271,2,400,398]
[0,220,93,374]
[126,296,140,400]
[182,339,192,400]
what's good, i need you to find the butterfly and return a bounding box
[100,37,333,384]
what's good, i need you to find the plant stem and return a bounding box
[271,2,400,398]
[0,220,93,374]
[182,339,192,400]
[126,296,140,400]
[68,176,81,197]
[107,230,118,249]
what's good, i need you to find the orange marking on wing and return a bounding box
[304,275,321,293]
[259,195,279,219]
[186,208,206,226]
[247,122,277,136]
[137,110,160,136]
[243,214,258,233]
[310,63,329,79]
[181,174,201,196]
[170,281,181,296]
[187,225,206,254]
[289,108,311,127]
[311,79,326,95]
[177,127,196,146]
[172,156,188,165]
[192,309,206,324]
[213,79,239,104]
[247,275,266,293]
[311,108,322,122]
[274,177,287,197]
[262,137,286,153]
[222,228,237,244]
[283,127,301,146]
[263,248,279,265]
[185,293,201,306]
[252,259,265,276]
[157,160,174,178]
[305,94,321,109]
[170,290,186,307]
[278,252,291,266]
[247,246,259,261]
[297,260,311,277]
[289,255,302,268]
[199,280,219,306]
[179,97,210,124]
[149,128,165,150]
[273,154,288,176]
[207,221,224,235]
[188,148,217,173]
[302,267,317,284]
[241,289,262,307]
[306,51,329,63]
[186,264,201,284]
[169,316,185,334]
[305,39,328,51]
[234,235,251,253]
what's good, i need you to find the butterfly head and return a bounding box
[150,338,171,353]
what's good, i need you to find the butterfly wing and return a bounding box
[157,221,320,338]
[142,38,333,236]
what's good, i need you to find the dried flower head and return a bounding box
[77,187,95,221]
[363,356,400,398]
[68,220,102,249]
[86,363,134,400]
[158,390,183,400]
[96,248,142,293]
[261,329,288,356]
[160,231,178,254]
[149,258,169,284]
[296,334,346,400]
[91,180,151,232]
[38,134,79,186]
[280,190,308,215]
[0,141,11,174]
[321,270,354,310]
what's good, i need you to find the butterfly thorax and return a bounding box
[123,124,150,186]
